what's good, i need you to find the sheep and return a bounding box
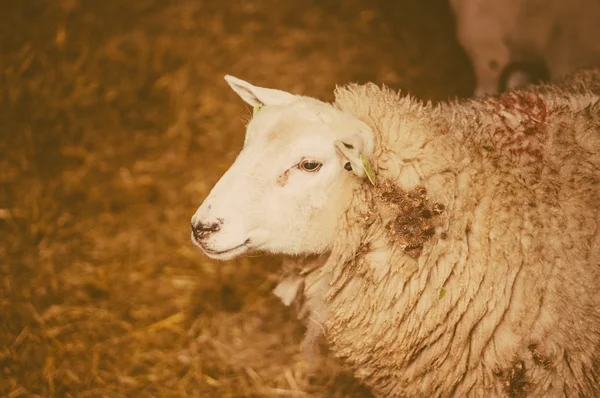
[190,68,600,397]
[449,0,600,96]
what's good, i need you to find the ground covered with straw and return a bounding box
[1,0,473,396]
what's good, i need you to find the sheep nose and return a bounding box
[191,221,220,241]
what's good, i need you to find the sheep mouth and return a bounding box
[198,239,251,258]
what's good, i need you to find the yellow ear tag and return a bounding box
[360,153,376,186]
[253,104,264,116]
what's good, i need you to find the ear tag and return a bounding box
[253,104,264,116]
[359,153,376,186]
[349,161,362,177]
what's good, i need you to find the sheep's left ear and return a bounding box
[224,75,298,108]
[334,133,376,186]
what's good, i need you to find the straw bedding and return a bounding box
[0,0,472,396]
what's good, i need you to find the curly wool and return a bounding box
[294,68,600,397]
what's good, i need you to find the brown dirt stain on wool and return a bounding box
[495,360,530,398]
[528,344,552,369]
[375,180,445,257]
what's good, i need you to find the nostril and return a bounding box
[200,222,219,232]
[191,221,221,239]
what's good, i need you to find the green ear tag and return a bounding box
[349,161,362,176]
[360,153,376,186]
[253,104,264,116]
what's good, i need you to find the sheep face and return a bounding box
[191,76,374,260]
[455,19,512,96]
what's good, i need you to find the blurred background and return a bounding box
[0,0,519,396]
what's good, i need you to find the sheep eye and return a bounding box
[299,159,322,172]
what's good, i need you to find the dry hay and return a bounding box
[0,0,472,396]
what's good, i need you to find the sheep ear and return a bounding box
[224,75,297,107]
[334,140,376,186]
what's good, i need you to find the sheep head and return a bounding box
[191,76,376,260]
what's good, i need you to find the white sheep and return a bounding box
[449,0,600,96]
[191,68,600,397]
